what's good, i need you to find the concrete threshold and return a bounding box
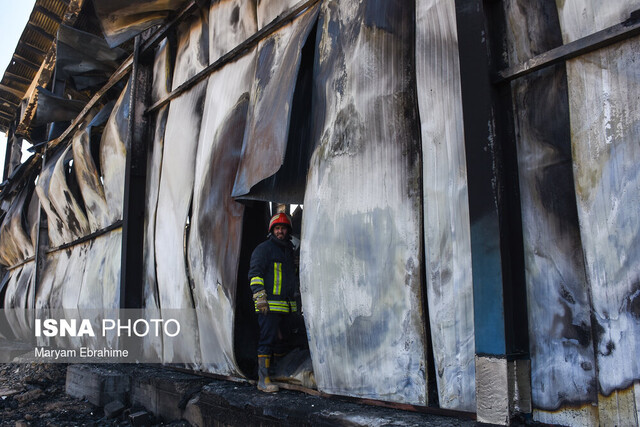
[66,364,476,426]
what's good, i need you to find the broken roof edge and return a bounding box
[0,0,85,135]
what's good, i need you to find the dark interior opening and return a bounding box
[233,21,318,386]
[233,201,270,379]
[234,202,312,385]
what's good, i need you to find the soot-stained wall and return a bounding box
[1,1,639,423]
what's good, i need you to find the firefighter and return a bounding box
[249,212,299,392]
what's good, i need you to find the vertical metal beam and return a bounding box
[3,123,24,181]
[120,35,152,308]
[454,0,530,424]
[2,122,16,181]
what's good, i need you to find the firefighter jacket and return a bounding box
[249,234,299,313]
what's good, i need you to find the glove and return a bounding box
[253,290,269,315]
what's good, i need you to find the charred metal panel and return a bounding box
[3,263,35,339]
[100,82,130,223]
[49,145,91,240]
[502,1,598,422]
[244,29,317,204]
[415,0,475,411]
[56,24,127,89]
[209,0,257,62]
[141,38,173,360]
[93,0,191,48]
[71,102,114,232]
[556,0,640,420]
[187,0,256,374]
[301,0,428,405]
[154,9,209,364]
[34,140,89,334]
[257,0,300,29]
[31,86,87,127]
[76,100,126,326]
[0,188,35,267]
[232,2,319,200]
[30,95,125,320]
[0,179,37,340]
[35,149,71,247]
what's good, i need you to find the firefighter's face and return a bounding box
[273,224,289,240]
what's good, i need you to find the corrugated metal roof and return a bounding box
[0,0,72,133]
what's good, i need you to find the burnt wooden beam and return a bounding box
[119,35,153,309]
[4,71,34,86]
[0,110,15,120]
[0,84,24,98]
[496,8,640,83]
[18,42,48,58]
[34,5,63,23]
[145,0,321,114]
[9,54,41,71]
[25,23,56,42]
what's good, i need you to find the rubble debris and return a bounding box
[104,400,126,419]
[0,363,104,425]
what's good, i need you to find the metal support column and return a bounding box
[120,35,153,309]
[454,0,531,424]
[2,123,23,181]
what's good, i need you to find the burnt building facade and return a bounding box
[0,1,639,425]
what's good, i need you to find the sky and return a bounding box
[0,0,37,179]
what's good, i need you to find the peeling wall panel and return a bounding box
[100,82,130,223]
[232,3,319,199]
[35,149,69,247]
[143,39,172,358]
[71,106,113,232]
[503,1,598,422]
[556,0,640,422]
[154,10,209,364]
[3,263,35,339]
[415,0,475,411]
[0,188,34,267]
[31,87,87,127]
[33,99,125,332]
[187,0,257,375]
[301,0,427,405]
[49,145,91,240]
[0,178,37,340]
[56,25,127,81]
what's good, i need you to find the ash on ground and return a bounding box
[0,363,188,427]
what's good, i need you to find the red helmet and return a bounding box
[269,212,292,233]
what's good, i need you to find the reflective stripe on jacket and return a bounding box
[249,234,299,313]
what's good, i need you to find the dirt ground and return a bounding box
[0,363,192,427]
[0,363,107,426]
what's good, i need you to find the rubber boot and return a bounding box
[257,355,279,393]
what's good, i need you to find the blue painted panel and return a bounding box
[471,215,506,355]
